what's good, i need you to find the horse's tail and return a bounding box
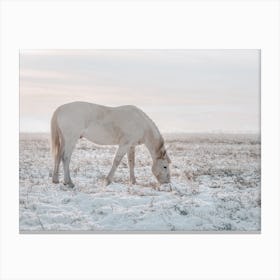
[50,109,63,160]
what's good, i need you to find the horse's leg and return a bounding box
[106,144,130,185]
[52,151,62,184]
[62,138,77,188]
[127,146,136,184]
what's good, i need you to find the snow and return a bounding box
[19,133,261,232]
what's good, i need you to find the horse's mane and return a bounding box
[138,107,165,150]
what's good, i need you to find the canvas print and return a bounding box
[19,50,261,232]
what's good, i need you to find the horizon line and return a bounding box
[19,130,260,135]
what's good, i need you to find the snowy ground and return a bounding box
[19,133,261,232]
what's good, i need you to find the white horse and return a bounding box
[51,101,171,187]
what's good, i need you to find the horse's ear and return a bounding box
[158,148,171,163]
[164,145,171,163]
[166,154,171,163]
[157,140,165,159]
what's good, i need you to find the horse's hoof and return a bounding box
[64,182,75,188]
[105,178,112,186]
[52,179,59,184]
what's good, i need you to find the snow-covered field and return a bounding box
[19,133,261,232]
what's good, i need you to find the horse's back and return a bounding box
[54,102,149,145]
[85,104,148,145]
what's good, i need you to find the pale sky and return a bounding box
[20,50,260,133]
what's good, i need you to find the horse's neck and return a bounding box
[144,128,163,162]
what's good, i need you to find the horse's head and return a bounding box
[152,143,171,184]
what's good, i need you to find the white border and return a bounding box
[1,1,279,279]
